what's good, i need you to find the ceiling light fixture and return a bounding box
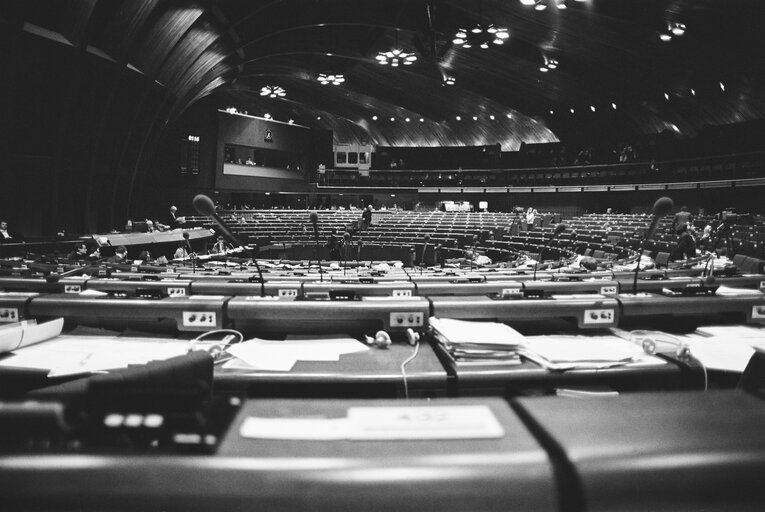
[540,56,558,72]
[442,76,456,86]
[659,22,686,42]
[453,25,509,48]
[260,85,286,98]
[317,73,345,85]
[376,31,417,67]
[534,1,548,11]
[556,0,568,10]
[453,0,509,49]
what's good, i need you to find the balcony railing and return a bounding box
[315,151,765,190]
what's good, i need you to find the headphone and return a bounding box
[366,328,420,349]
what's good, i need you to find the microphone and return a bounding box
[534,223,568,281]
[702,253,716,285]
[644,196,674,241]
[632,196,674,295]
[309,212,323,282]
[421,234,431,272]
[343,231,351,275]
[193,194,265,296]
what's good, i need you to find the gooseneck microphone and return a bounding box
[632,196,674,295]
[343,231,351,275]
[534,223,568,281]
[193,194,265,296]
[309,211,323,282]
[421,234,431,275]
[182,231,196,274]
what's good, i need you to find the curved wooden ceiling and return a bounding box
[8,0,765,150]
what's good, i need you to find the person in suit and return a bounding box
[66,242,90,261]
[672,206,693,233]
[360,205,373,230]
[210,236,231,254]
[325,228,342,260]
[106,246,128,264]
[0,220,20,243]
[671,224,697,261]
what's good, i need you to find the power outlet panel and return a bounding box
[389,312,424,328]
[583,308,616,325]
[167,287,186,297]
[0,308,19,323]
[182,311,217,327]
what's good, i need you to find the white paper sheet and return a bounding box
[225,334,370,372]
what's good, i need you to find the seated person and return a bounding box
[87,246,101,261]
[0,220,20,243]
[67,242,90,261]
[136,249,154,263]
[169,206,186,229]
[173,242,191,260]
[106,246,128,264]
[210,236,232,254]
[671,224,697,261]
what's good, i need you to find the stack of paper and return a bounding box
[518,334,666,371]
[429,317,525,365]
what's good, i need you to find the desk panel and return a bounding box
[515,391,765,512]
[0,398,556,512]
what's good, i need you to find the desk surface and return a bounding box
[215,341,447,398]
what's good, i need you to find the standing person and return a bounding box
[360,205,373,230]
[672,206,693,234]
[325,228,342,260]
[525,207,538,231]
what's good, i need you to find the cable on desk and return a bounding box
[188,329,244,363]
[622,329,709,392]
[400,339,420,400]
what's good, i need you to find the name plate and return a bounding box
[240,405,505,441]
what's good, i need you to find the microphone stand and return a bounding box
[193,195,265,296]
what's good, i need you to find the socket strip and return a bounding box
[390,311,424,328]
[0,308,19,323]
[392,289,412,297]
[167,287,187,297]
[182,311,217,327]
[278,289,299,298]
[583,308,616,324]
